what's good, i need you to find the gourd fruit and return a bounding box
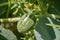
[17,14,34,33]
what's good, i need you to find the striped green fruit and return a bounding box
[17,14,34,33]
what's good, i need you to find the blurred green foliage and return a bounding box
[0,0,60,40]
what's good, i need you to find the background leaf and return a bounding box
[0,34,8,40]
[47,17,60,40]
[0,28,17,40]
[35,16,55,40]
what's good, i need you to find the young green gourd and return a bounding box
[17,11,34,33]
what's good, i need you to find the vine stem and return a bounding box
[0,17,20,22]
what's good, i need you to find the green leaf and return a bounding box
[47,17,60,40]
[35,16,55,40]
[0,28,17,40]
[34,30,44,40]
[0,34,8,40]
